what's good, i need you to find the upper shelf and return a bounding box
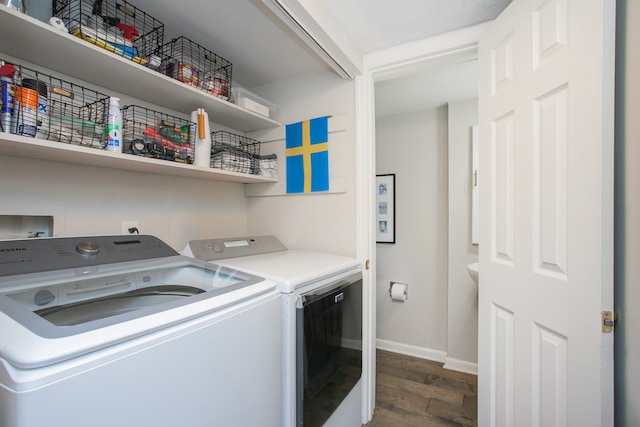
[0,7,281,133]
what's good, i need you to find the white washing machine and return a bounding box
[0,235,282,427]
[184,236,363,427]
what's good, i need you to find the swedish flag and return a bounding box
[286,116,329,193]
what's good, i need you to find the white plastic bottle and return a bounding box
[105,97,123,152]
[191,108,211,167]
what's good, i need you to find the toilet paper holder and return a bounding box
[389,281,408,301]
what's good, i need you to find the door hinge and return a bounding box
[602,311,617,333]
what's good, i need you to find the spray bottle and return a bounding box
[0,62,15,133]
[105,97,122,152]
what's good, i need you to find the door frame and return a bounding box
[354,22,489,422]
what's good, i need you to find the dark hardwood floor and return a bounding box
[363,349,477,427]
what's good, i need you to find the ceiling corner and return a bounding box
[259,0,363,79]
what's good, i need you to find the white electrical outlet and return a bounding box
[122,221,139,235]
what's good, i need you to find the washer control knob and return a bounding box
[213,243,224,253]
[76,241,100,255]
[34,289,55,306]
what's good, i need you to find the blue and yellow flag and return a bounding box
[286,116,329,193]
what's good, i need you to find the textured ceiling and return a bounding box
[323,0,513,54]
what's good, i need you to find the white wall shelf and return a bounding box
[0,7,281,133]
[0,133,277,184]
[0,7,282,185]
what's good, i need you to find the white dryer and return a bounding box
[184,236,363,427]
[0,235,282,427]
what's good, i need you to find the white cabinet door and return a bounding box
[477,0,615,426]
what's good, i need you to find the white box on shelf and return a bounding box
[231,86,278,120]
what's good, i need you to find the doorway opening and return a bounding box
[355,23,488,420]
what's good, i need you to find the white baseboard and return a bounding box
[444,356,478,375]
[376,339,446,363]
[376,339,478,375]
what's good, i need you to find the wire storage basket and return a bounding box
[210,131,261,174]
[121,105,195,164]
[1,60,109,149]
[52,0,165,66]
[159,37,232,100]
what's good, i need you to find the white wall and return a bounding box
[446,99,478,370]
[374,100,479,369]
[0,57,356,257]
[0,155,249,251]
[245,71,357,256]
[615,0,640,424]
[375,106,449,357]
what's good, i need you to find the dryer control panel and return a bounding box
[188,235,287,261]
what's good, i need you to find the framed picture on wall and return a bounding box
[376,174,395,243]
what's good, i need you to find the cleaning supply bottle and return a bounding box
[105,97,122,152]
[0,63,14,133]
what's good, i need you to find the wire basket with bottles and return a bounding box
[52,0,165,66]
[1,59,109,149]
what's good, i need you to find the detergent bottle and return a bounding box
[105,97,122,152]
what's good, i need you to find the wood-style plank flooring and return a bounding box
[363,349,477,427]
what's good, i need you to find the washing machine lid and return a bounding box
[185,236,362,293]
[0,235,274,368]
[213,251,361,293]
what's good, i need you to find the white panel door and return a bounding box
[477,1,615,426]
